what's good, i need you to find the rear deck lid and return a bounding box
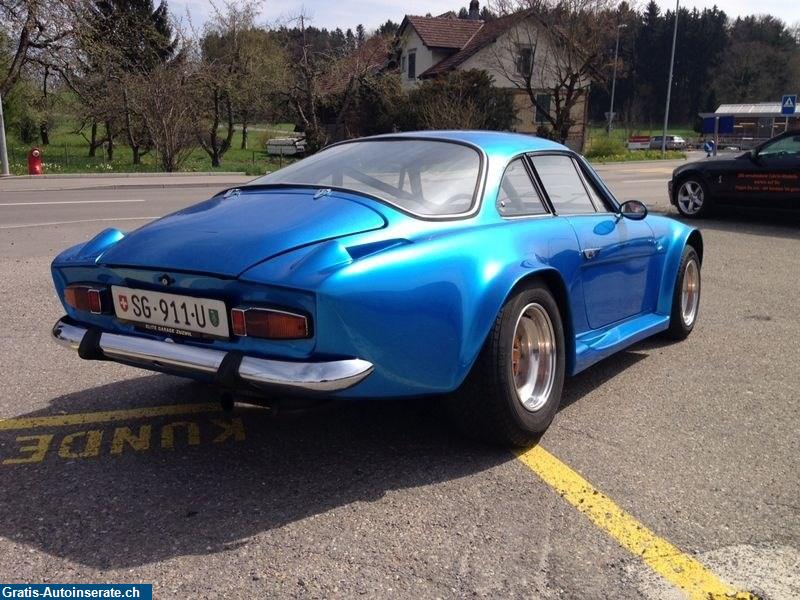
[98,187,386,277]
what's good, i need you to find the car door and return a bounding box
[736,133,800,208]
[529,153,658,330]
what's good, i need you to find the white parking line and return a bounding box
[0,199,147,207]
[0,216,159,230]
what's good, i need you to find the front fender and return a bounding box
[646,215,702,315]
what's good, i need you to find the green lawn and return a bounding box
[584,123,695,162]
[6,120,696,175]
[586,123,697,141]
[5,121,298,176]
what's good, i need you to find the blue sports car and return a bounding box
[51,131,702,445]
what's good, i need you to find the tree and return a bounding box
[488,0,616,143]
[232,30,288,149]
[71,0,179,162]
[713,16,800,103]
[127,61,196,171]
[318,34,395,140]
[376,20,399,36]
[0,0,76,97]
[195,0,287,163]
[281,14,328,152]
[402,70,517,131]
[480,5,497,21]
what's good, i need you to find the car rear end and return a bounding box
[49,186,387,396]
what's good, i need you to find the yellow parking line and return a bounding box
[0,403,222,431]
[517,446,757,600]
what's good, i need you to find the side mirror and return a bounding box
[749,148,761,163]
[619,199,648,220]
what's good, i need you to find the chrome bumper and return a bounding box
[52,318,373,393]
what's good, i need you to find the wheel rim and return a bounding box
[511,303,556,412]
[681,259,700,326]
[677,180,704,215]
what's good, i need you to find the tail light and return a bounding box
[64,285,104,314]
[230,307,310,339]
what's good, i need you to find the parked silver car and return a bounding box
[650,135,687,150]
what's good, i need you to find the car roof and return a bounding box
[361,130,569,158]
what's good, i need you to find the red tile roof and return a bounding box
[419,10,534,77]
[403,15,483,49]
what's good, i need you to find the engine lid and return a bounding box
[97,187,387,277]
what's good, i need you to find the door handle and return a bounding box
[582,248,601,260]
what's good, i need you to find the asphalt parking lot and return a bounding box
[0,159,798,599]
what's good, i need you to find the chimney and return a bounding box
[468,0,480,20]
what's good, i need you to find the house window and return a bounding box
[535,93,551,124]
[408,51,416,79]
[516,46,532,76]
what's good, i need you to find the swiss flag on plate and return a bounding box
[118,294,128,312]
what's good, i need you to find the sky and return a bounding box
[170,0,799,32]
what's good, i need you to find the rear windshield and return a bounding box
[251,139,481,216]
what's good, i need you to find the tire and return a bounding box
[447,282,566,447]
[675,176,712,218]
[665,245,701,340]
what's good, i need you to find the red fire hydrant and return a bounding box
[27,147,44,175]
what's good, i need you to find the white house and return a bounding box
[395,1,588,146]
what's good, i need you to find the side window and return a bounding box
[576,161,611,212]
[497,158,548,217]
[759,135,800,159]
[407,52,416,79]
[530,154,597,214]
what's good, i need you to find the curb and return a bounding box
[0,172,247,180]
[3,181,251,193]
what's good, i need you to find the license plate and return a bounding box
[111,285,229,339]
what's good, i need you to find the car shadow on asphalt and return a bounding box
[559,349,649,412]
[0,342,656,570]
[673,208,800,240]
[0,376,510,569]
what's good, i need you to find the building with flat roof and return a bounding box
[700,101,799,147]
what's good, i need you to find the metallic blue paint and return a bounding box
[97,188,386,277]
[51,131,701,398]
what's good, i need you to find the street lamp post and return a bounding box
[0,90,9,177]
[661,0,679,157]
[607,24,626,133]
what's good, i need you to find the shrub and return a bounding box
[585,135,627,158]
[401,70,517,131]
[17,113,39,144]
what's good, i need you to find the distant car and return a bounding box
[266,136,306,156]
[51,131,703,446]
[650,135,687,150]
[669,129,800,218]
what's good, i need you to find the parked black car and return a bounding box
[668,130,800,217]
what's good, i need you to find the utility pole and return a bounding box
[607,24,626,133]
[661,0,679,157]
[0,90,9,176]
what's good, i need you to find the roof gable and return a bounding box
[419,10,534,77]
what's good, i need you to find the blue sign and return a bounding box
[781,95,796,115]
[701,116,734,134]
